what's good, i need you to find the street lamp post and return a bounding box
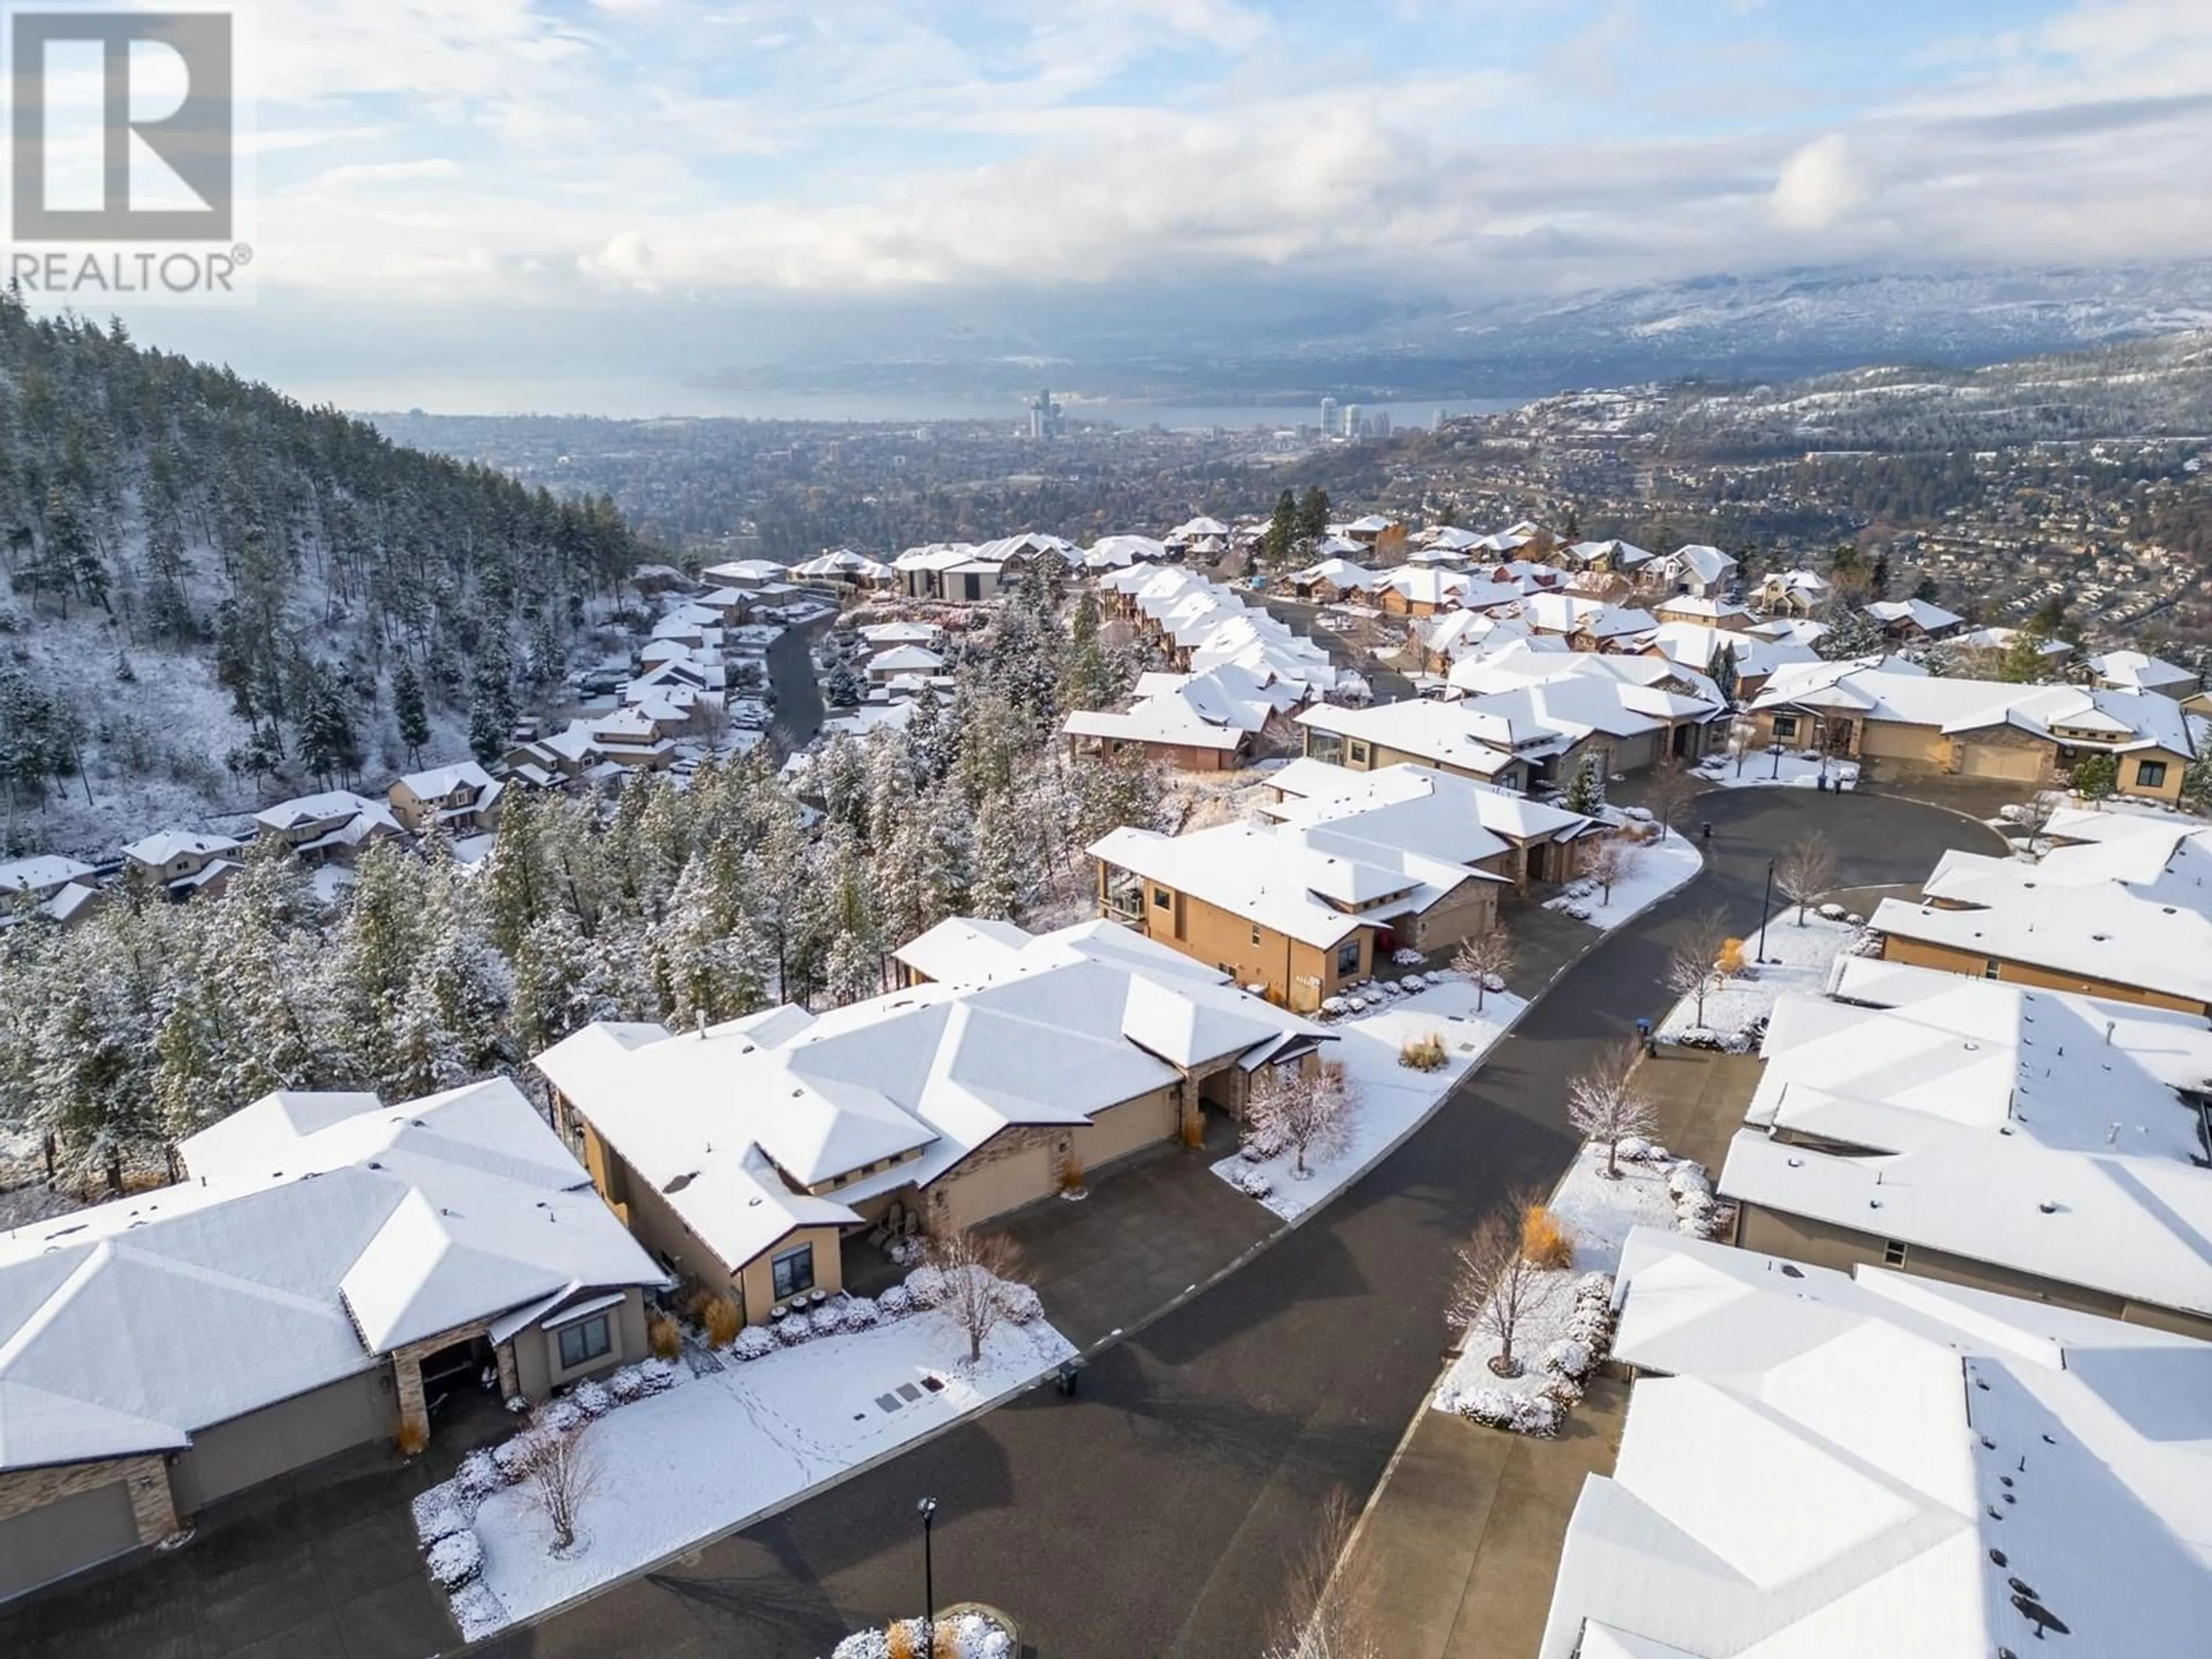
[917,1497,938,1656]
[1770,740,1785,780]
[1757,858,1775,963]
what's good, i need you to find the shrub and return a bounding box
[703,1297,742,1349]
[774,1309,813,1346]
[1228,1165,1273,1200]
[537,1399,586,1437]
[414,1500,468,1548]
[567,1380,613,1419]
[877,1283,915,1319]
[454,1449,503,1500]
[997,1282,1046,1325]
[844,1296,882,1330]
[493,1429,550,1484]
[904,1264,948,1307]
[1667,1162,1713,1200]
[1521,1205,1575,1270]
[1398,1032,1450,1071]
[1717,938,1748,976]
[812,1298,850,1335]
[396,1418,430,1457]
[426,1530,484,1592]
[646,1312,681,1359]
[1058,1150,1086,1194]
[1542,1338,1594,1381]
[1451,1387,1564,1438]
[731,1324,778,1361]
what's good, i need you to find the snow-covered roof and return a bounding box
[1650,594,1751,624]
[397,760,495,801]
[701,558,786,584]
[252,790,403,853]
[2088,649,2197,691]
[1092,789,1508,951]
[867,645,946,673]
[1168,516,1230,540]
[0,1080,662,1474]
[1747,616,1831,648]
[1540,1227,2212,1659]
[857,620,944,647]
[1646,622,1817,683]
[1656,543,1738,585]
[1753,663,2197,755]
[0,854,94,896]
[1522,592,1658,641]
[1263,757,1597,846]
[1560,538,1654,568]
[1293,556,1382,590]
[536,931,1318,1268]
[1864,596,1965,634]
[1083,533,1170,568]
[1722,972,2212,1319]
[120,828,241,867]
[1296,699,1521,778]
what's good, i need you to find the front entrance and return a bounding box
[418,1335,495,1420]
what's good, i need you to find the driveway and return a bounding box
[466,790,1998,1659]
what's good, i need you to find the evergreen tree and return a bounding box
[1262,488,1297,566]
[393,660,430,767]
[1706,643,1740,706]
[2071,750,2118,805]
[1295,486,1331,544]
[468,650,517,764]
[1563,753,1605,815]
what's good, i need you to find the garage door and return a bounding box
[1960,743,2044,781]
[1077,1091,1176,1171]
[0,1478,139,1602]
[937,1144,1054,1230]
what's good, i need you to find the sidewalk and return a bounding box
[1351,1380,1628,1659]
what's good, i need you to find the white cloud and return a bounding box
[1770,133,1871,230]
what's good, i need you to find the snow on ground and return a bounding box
[434,1309,1074,1637]
[1214,976,1527,1221]
[1543,831,1703,934]
[1162,755,1292,833]
[1695,749,1859,791]
[1658,908,1866,1044]
[1434,1141,1699,1419]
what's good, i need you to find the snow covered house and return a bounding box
[1521,591,1658,652]
[1376,566,1471,618]
[2087,648,2201,699]
[791,548,896,588]
[1540,1226,2212,1659]
[1441,645,1730,778]
[1720,962,2212,1335]
[535,923,1324,1316]
[1645,541,1738,599]
[1869,815,2212,1014]
[1751,567,1830,616]
[866,643,948,684]
[1748,659,2196,798]
[1091,783,1519,1008]
[0,1080,666,1602]
[1642,622,1818,702]
[389,760,505,834]
[893,543,1007,603]
[1649,593,1752,631]
[700,558,787,590]
[120,828,245,902]
[0,854,101,930]
[1863,596,1966,642]
[1951,625,2075,672]
[1555,539,1654,577]
[251,790,405,868]
[1060,664,1300,771]
[1290,557,1382,603]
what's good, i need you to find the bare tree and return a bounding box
[2013,789,2062,859]
[1260,1487,1385,1659]
[1662,907,1731,1029]
[1642,757,1694,842]
[1584,836,1642,905]
[517,1416,600,1554]
[1566,1038,1660,1179]
[1448,1195,1564,1378]
[927,1226,1029,1365]
[1449,925,1516,1011]
[1775,830,1837,924]
[1248,1059,1358,1180]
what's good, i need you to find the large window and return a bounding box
[1348,740,1370,766]
[555,1314,612,1370]
[1335,938,1362,978]
[1153,887,1173,911]
[772,1244,816,1301]
[1771,714,1800,741]
[2136,759,2169,789]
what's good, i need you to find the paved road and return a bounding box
[482,789,1999,1659]
[1258,597,1417,702]
[764,615,831,752]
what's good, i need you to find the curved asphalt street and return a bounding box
[484,789,2002,1659]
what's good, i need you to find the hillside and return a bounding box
[0,300,649,858]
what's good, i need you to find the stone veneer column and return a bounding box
[123,1456,180,1542]
[393,1353,429,1444]
[496,1340,521,1402]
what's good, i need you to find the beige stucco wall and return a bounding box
[1111,875,1370,1010]
[1074,1086,1179,1171]
[511,1288,650,1401]
[734,1225,846,1323]
[1407,880,1500,956]
[933,1130,1057,1231]
[1876,933,2209,1014]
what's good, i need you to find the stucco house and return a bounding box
[536,923,1324,1312]
[389,761,505,834]
[0,1080,664,1603]
[120,828,244,902]
[252,790,405,866]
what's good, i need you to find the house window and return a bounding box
[1348,741,1370,766]
[1882,1240,1908,1267]
[555,1314,612,1370]
[1335,938,1361,978]
[1251,923,1263,947]
[2135,760,2169,789]
[1983,960,2002,980]
[772,1244,816,1301]
[1771,715,1800,741]
[1153,887,1173,911]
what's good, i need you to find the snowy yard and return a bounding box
[1434,1140,1722,1433]
[417,1306,1074,1638]
[1658,908,1867,1045]
[1695,749,1859,791]
[1214,976,1527,1221]
[1543,831,1704,933]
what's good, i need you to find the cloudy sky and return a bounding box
[119,0,2212,411]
